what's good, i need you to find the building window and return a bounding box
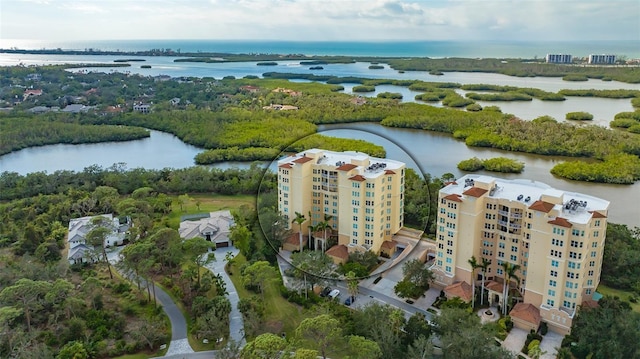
[548,290,555,296]
[510,255,517,261]
[593,231,599,237]
[351,238,358,244]
[511,246,518,252]
[550,270,557,277]
[591,251,597,257]
[588,270,594,276]
[586,289,592,295]
[352,182,360,188]
[445,266,452,273]
[547,299,555,306]
[549,280,557,287]
[595,220,601,227]
[551,260,559,267]
[587,280,593,286]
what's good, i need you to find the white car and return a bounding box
[328,289,340,299]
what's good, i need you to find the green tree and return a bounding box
[406,335,435,359]
[433,307,513,359]
[290,250,337,295]
[403,259,434,289]
[468,255,480,308]
[479,257,491,305]
[230,224,252,258]
[570,296,640,359]
[242,261,278,298]
[292,212,306,252]
[345,335,382,359]
[240,333,287,359]
[0,278,52,332]
[86,224,114,279]
[183,237,215,286]
[56,341,88,359]
[295,314,342,359]
[345,271,359,302]
[501,262,521,315]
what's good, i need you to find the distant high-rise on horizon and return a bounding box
[545,54,573,63]
[277,149,405,254]
[432,174,609,334]
[588,54,616,64]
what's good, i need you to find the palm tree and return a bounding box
[501,262,521,315]
[479,258,491,306]
[468,256,480,309]
[293,212,306,252]
[317,221,331,252]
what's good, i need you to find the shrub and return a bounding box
[352,85,375,92]
[610,118,639,128]
[466,103,483,111]
[540,321,548,335]
[482,157,524,173]
[458,157,484,171]
[563,74,589,81]
[566,111,594,121]
[377,92,402,99]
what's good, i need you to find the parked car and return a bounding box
[344,296,356,306]
[328,289,340,299]
[320,286,332,297]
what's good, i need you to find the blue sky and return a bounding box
[1,0,638,43]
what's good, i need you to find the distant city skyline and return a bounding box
[1,0,638,43]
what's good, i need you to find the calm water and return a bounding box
[0,124,637,227]
[0,130,202,174]
[3,40,639,58]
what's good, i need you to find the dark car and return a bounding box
[344,296,355,306]
[320,287,332,297]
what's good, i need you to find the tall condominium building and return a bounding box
[432,174,609,334]
[277,149,406,254]
[545,54,573,64]
[588,54,616,64]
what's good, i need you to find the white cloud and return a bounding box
[1,0,638,41]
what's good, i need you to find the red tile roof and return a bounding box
[349,175,366,182]
[326,244,349,260]
[384,170,396,175]
[444,281,473,302]
[285,232,308,245]
[444,181,458,186]
[443,194,463,203]
[292,156,313,164]
[278,163,292,169]
[548,217,573,228]
[589,211,607,219]
[485,280,503,293]
[380,240,397,250]
[463,187,488,197]
[337,163,357,171]
[509,303,541,326]
[581,299,599,309]
[529,200,555,213]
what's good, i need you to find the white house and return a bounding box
[179,210,234,248]
[67,214,129,264]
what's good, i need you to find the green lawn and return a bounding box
[227,253,311,338]
[166,194,254,228]
[597,284,640,313]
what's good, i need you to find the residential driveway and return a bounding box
[502,327,527,356]
[204,246,246,346]
[108,246,194,357]
[540,330,563,359]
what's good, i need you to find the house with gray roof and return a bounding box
[178,210,234,248]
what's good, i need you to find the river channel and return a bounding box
[0,125,637,227]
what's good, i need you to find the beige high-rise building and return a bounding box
[277,149,406,254]
[432,174,609,334]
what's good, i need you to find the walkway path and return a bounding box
[204,246,246,346]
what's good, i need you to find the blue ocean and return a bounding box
[3,39,639,58]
